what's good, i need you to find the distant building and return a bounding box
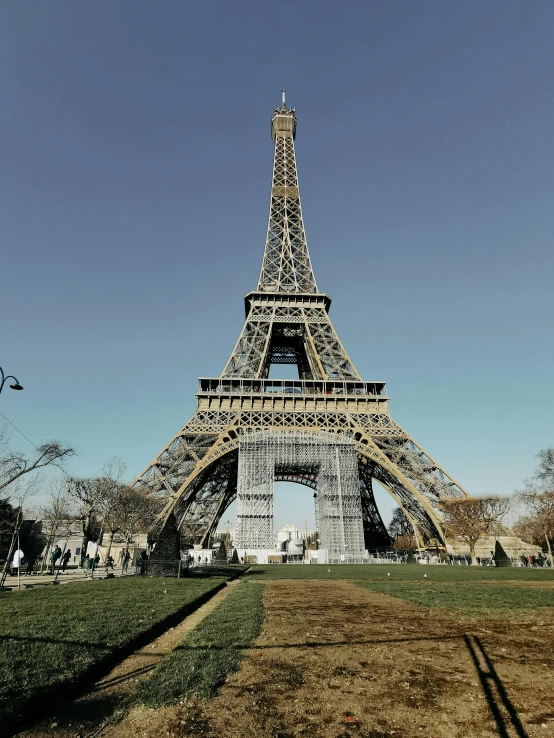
[39,518,83,567]
[275,523,317,551]
[214,528,236,544]
[38,517,148,568]
[215,523,318,552]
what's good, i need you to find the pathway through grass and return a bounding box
[132,580,264,707]
[0,576,229,727]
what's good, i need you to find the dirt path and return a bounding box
[15,579,242,738]
[108,579,554,738]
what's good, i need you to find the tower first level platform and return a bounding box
[137,372,468,552]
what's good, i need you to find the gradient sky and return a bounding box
[1,1,553,531]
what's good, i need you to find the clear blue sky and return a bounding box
[1,1,553,531]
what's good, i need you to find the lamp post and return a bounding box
[0,367,23,396]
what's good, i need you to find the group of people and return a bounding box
[8,546,136,577]
[520,552,549,567]
[49,545,72,573]
[9,545,72,576]
[82,549,133,572]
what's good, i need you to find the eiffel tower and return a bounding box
[134,93,470,551]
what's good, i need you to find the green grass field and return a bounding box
[357,580,554,615]
[134,580,264,707]
[2,563,552,730]
[0,575,230,726]
[246,563,554,581]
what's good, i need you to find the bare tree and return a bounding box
[39,481,75,573]
[512,515,545,548]
[66,458,132,565]
[440,496,510,565]
[94,458,129,560]
[91,484,158,569]
[67,477,105,564]
[517,490,554,564]
[440,499,487,565]
[535,448,554,485]
[116,486,159,552]
[480,496,512,532]
[102,457,127,484]
[0,423,75,497]
[99,482,129,559]
[516,448,554,563]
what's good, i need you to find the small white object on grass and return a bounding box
[328,569,331,572]
[387,572,390,577]
[424,574,427,578]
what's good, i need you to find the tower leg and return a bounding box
[147,512,181,577]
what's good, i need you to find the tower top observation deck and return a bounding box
[272,90,296,140]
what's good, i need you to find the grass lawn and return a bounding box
[0,575,230,726]
[133,580,264,706]
[357,580,554,615]
[246,563,554,582]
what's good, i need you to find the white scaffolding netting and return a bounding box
[235,430,365,556]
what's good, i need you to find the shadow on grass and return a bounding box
[3,581,228,738]
[7,634,528,738]
[166,632,528,738]
[187,565,248,579]
[464,634,529,738]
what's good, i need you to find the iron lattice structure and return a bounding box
[133,95,471,550]
[236,430,365,556]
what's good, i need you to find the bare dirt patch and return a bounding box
[15,580,241,738]
[108,578,554,738]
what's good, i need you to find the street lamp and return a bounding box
[0,367,23,395]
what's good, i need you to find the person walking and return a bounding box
[49,545,62,574]
[11,548,24,576]
[139,550,148,575]
[122,549,131,573]
[25,556,36,576]
[61,549,71,572]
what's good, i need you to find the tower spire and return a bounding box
[257,100,318,293]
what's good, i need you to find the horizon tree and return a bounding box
[516,447,554,563]
[38,482,76,573]
[440,496,511,565]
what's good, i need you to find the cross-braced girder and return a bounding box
[258,105,317,294]
[132,97,471,553]
[133,396,456,547]
[221,299,360,380]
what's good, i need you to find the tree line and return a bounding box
[0,422,159,573]
[388,447,554,565]
[2,417,552,569]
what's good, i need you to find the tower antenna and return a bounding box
[281,89,286,108]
